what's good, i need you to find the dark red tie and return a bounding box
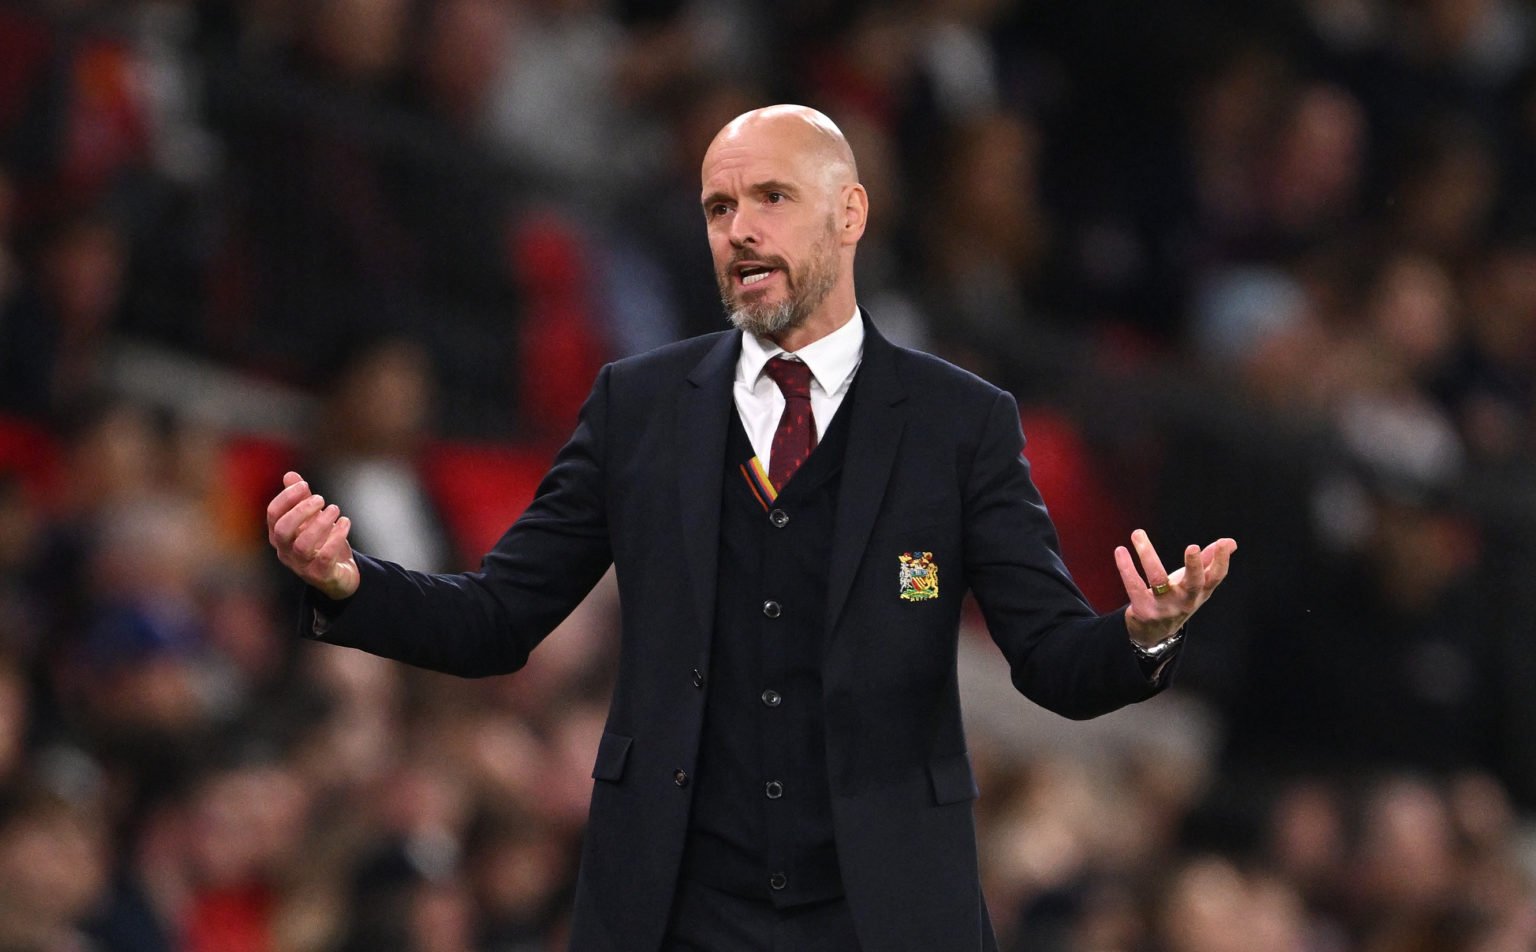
[764,356,816,491]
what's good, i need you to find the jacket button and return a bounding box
[769,509,789,528]
[761,689,781,707]
[769,872,787,891]
[762,600,781,618]
[691,668,705,689]
[673,769,689,787]
[765,780,784,799]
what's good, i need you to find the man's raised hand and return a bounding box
[266,471,359,601]
[1115,529,1236,646]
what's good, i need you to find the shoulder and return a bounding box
[612,330,733,372]
[894,345,1003,393]
[600,331,735,393]
[876,334,1012,413]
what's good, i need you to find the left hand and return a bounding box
[1115,529,1237,646]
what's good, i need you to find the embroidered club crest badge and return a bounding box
[898,551,939,602]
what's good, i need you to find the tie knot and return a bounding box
[764,356,813,400]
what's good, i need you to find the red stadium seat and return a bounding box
[1018,407,1132,613]
[421,441,554,567]
[0,413,63,504]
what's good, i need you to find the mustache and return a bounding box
[726,252,789,274]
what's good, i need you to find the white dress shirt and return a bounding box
[733,309,865,469]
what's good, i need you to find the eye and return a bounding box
[766,191,785,204]
[707,203,731,219]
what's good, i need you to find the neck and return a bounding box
[770,288,857,352]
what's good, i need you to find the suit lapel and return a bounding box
[826,315,908,634]
[677,331,740,642]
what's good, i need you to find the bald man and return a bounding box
[268,106,1235,951]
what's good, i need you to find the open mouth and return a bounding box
[736,263,778,287]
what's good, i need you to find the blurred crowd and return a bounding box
[3,0,1536,949]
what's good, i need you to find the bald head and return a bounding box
[704,105,859,190]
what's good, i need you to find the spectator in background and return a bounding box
[27,398,163,701]
[303,338,456,573]
[1386,117,1500,266]
[481,0,683,204]
[1437,239,1536,467]
[0,3,154,232]
[0,782,110,951]
[465,805,578,949]
[1347,773,1536,952]
[1255,82,1368,258]
[210,0,422,378]
[64,497,224,754]
[4,2,1536,950]
[921,109,1051,378]
[1153,855,1312,952]
[1223,388,1515,789]
[0,210,128,418]
[177,754,314,952]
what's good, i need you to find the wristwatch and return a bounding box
[1129,626,1185,664]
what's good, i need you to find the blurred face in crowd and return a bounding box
[330,339,435,456]
[309,0,410,84]
[701,106,866,341]
[0,795,107,932]
[188,764,309,887]
[43,218,125,328]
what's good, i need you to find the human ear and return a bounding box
[841,184,868,245]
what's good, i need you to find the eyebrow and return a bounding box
[701,180,801,211]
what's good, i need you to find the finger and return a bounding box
[1182,544,1205,594]
[316,512,354,565]
[321,517,359,596]
[292,504,341,561]
[271,493,326,549]
[283,471,304,487]
[274,493,325,547]
[266,476,314,531]
[1114,545,1156,616]
[1203,538,1237,587]
[320,516,355,569]
[1131,529,1169,588]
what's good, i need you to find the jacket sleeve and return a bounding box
[298,365,617,677]
[962,389,1166,719]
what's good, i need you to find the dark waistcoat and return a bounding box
[681,392,855,908]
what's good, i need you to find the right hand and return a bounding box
[266,471,359,600]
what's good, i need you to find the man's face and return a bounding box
[701,127,844,337]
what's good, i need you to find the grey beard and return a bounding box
[722,249,838,340]
[727,298,800,338]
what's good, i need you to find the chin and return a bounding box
[728,302,800,338]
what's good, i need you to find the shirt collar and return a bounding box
[738,308,865,395]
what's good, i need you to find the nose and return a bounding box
[728,204,758,248]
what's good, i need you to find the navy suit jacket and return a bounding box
[305,314,1167,951]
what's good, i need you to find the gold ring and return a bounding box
[1151,582,1172,596]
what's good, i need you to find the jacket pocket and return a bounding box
[927,752,979,805]
[591,731,632,782]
